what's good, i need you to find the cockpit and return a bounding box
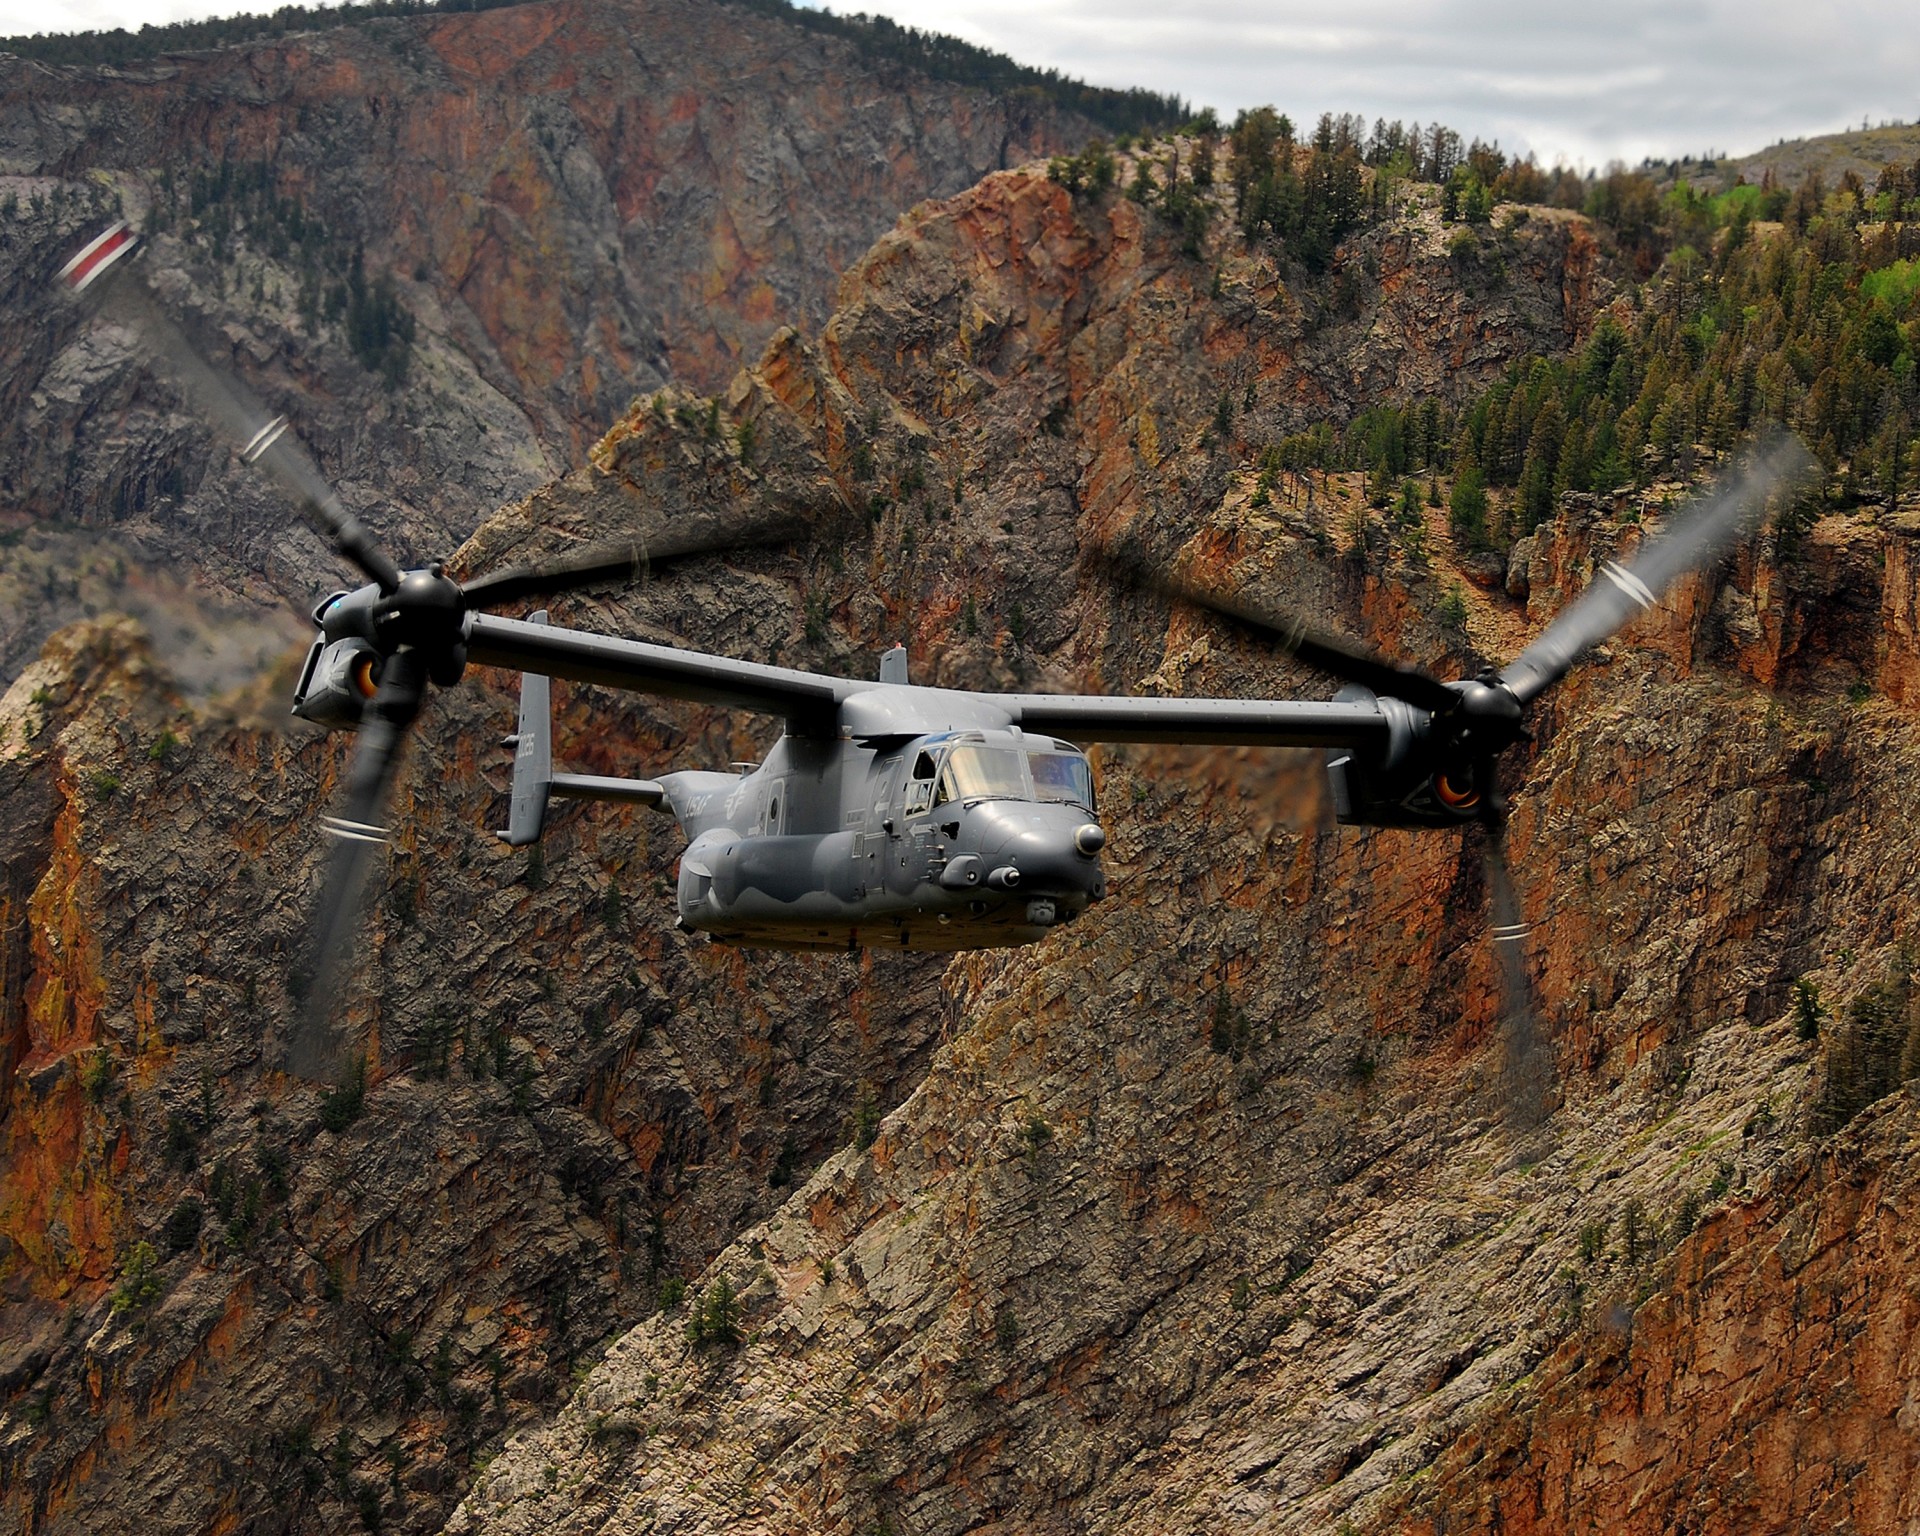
[902,735,1097,817]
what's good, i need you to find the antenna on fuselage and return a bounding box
[879,644,908,685]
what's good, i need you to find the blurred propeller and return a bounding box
[67,223,402,592]
[287,651,427,1080]
[1098,434,1808,1130]
[1497,430,1810,704]
[58,222,788,1083]
[1479,800,1549,1129]
[457,513,807,611]
[1117,564,1463,715]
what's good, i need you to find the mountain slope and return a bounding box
[0,147,1604,1535]
[444,166,1920,1535]
[0,0,1101,682]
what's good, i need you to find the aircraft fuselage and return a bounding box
[662,728,1106,951]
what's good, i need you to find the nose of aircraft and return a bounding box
[972,803,1106,896]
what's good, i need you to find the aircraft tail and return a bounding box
[497,610,665,846]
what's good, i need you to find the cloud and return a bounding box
[8,0,1916,170]
[804,0,1920,168]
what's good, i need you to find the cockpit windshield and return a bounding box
[938,745,1027,804]
[1028,751,1096,810]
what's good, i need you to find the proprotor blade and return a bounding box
[286,651,427,1082]
[1480,812,1550,1130]
[58,224,402,593]
[1497,431,1811,706]
[457,513,811,610]
[1117,563,1462,716]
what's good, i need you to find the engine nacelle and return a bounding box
[1324,684,1488,829]
[291,636,383,728]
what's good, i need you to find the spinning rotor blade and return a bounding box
[458,542,657,608]
[61,224,402,592]
[1498,432,1809,706]
[286,651,429,1083]
[1480,805,1549,1130]
[1122,563,1462,715]
[458,515,804,609]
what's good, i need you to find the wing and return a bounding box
[464,613,848,728]
[1004,693,1390,749]
[468,615,1394,750]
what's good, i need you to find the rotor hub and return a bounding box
[375,566,467,650]
[1445,676,1526,757]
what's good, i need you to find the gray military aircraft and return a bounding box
[60,222,1802,1082]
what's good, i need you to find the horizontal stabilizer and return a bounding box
[551,773,665,807]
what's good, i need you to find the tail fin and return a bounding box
[497,611,664,846]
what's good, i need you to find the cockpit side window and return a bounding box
[906,749,939,816]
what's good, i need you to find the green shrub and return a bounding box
[1621,1199,1649,1264]
[79,1048,116,1102]
[685,1277,742,1349]
[164,1197,204,1254]
[318,1056,367,1134]
[1671,1190,1703,1242]
[1791,977,1825,1040]
[852,1090,881,1151]
[1814,960,1920,1133]
[164,1111,200,1170]
[1208,989,1252,1058]
[1448,468,1489,547]
[110,1241,163,1314]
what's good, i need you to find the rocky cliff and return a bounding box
[435,169,1920,1536]
[0,0,1098,683]
[7,110,1916,1536]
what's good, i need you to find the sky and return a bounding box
[7,0,1918,170]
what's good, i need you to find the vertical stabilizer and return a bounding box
[879,644,908,684]
[502,611,554,846]
[496,611,666,846]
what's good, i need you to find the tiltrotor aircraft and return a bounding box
[59,223,1802,1082]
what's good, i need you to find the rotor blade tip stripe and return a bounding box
[58,222,137,292]
[1599,561,1657,611]
[242,416,290,463]
[321,816,388,844]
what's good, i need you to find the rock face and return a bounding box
[8,111,1917,1536]
[1381,1096,1920,1535]
[0,0,1096,680]
[443,173,1920,1536]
